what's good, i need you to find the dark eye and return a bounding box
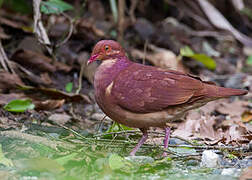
[105,45,110,51]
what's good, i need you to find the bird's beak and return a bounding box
[87,54,100,65]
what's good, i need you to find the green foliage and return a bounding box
[180,46,217,70]
[0,0,4,8]
[41,0,73,14]
[20,157,65,173]
[246,55,252,66]
[241,8,252,20]
[3,99,35,112]
[108,154,125,170]
[0,144,13,167]
[107,122,135,133]
[55,152,78,166]
[4,0,32,14]
[65,82,73,93]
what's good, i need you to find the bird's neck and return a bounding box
[94,57,132,90]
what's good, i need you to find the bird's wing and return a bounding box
[111,63,206,113]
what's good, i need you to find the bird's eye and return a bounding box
[104,45,110,51]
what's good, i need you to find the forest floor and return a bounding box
[0,0,252,179]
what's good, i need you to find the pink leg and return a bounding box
[130,128,148,156]
[162,127,171,157]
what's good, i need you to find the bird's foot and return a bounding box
[163,127,171,158]
[129,128,148,156]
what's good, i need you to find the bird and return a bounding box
[87,40,248,156]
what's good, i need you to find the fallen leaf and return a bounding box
[216,100,248,117]
[197,0,252,47]
[131,46,187,72]
[11,49,56,73]
[34,99,65,110]
[65,82,73,93]
[19,85,91,103]
[0,71,24,92]
[242,111,252,123]
[3,99,35,113]
[180,46,216,70]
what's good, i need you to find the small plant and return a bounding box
[4,99,35,112]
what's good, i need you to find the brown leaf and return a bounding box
[224,124,248,144]
[20,85,91,104]
[34,99,65,111]
[242,111,252,123]
[11,50,56,73]
[0,71,24,92]
[0,117,20,129]
[199,115,223,140]
[216,100,248,117]
[197,0,252,47]
[40,73,53,85]
[131,46,187,72]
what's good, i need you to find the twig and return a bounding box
[0,40,15,73]
[129,0,138,23]
[55,12,75,48]
[117,0,125,43]
[93,130,251,152]
[32,0,53,55]
[109,0,118,23]
[57,123,87,140]
[143,39,148,65]
[75,61,85,94]
[96,115,107,132]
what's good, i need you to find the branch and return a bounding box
[117,0,125,43]
[32,0,52,56]
[0,40,15,73]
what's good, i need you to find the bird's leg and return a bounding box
[130,128,148,156]
[163,127,171,157]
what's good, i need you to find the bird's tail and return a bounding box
[204,83,248,99]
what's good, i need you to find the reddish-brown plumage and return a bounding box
[88,40,248,156]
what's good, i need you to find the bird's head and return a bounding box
[87,40,125,65]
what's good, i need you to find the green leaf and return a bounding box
[107,122,135,133]
[4,0,32,14]
[180,46,195,57]
[65,82,73,93]
[0,144,13,167]
[246,55,252,66]
[3,99,35,112]
[109,154,125,170]
[41,0,73,14]
[55,153,78,166]
[191,54,216,70]
[180,46,216,70]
